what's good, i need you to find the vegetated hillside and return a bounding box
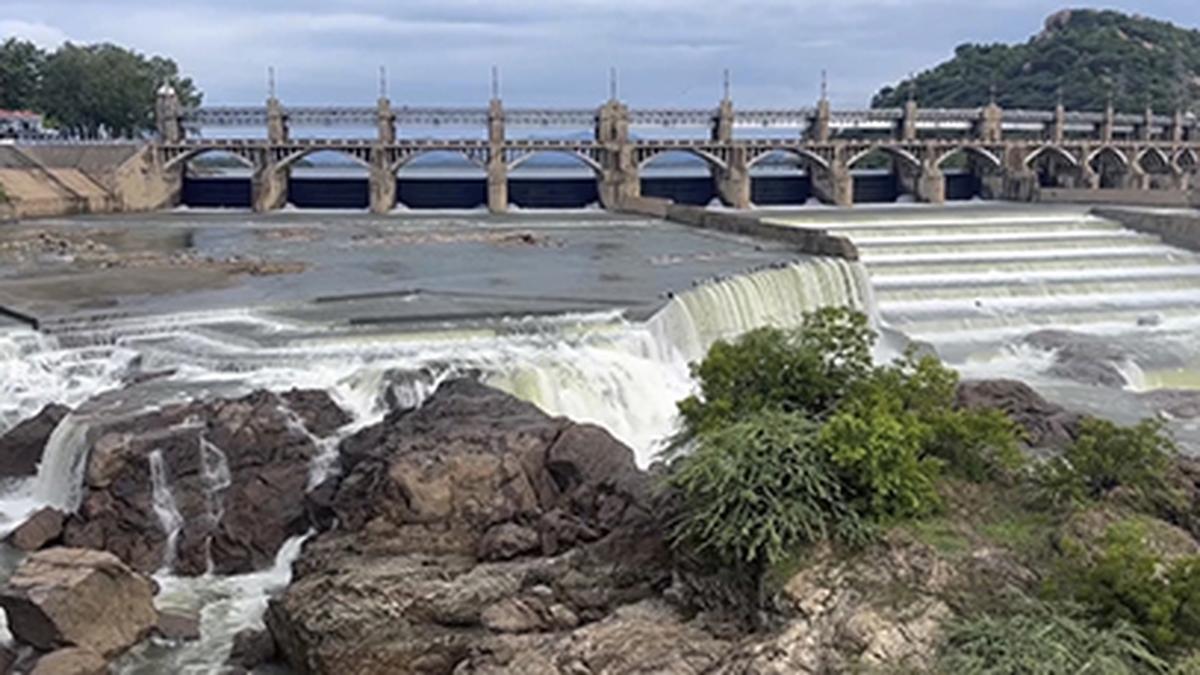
[873,9,1200,112]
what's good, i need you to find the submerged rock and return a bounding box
[0,404,70,478]
[61,389,348,576]
[956,379,1084,449]
[0,548,157,659]
[1022,330,1132,388]
[8,507,65,552]
[156,608,202,642]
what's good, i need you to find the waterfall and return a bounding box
[646,257,875,364]
[31,414,92,513]
[149,450,185,574]
[487,258,874,462]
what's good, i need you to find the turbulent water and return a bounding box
[0,254,870,673]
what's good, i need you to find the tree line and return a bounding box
[0,38,201,138]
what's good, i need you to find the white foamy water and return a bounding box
[768,209,1200,342]
[0,255,871,673]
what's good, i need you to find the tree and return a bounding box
[0,38,46,111]
[38,43,201,138]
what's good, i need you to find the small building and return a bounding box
[0,110,49,139]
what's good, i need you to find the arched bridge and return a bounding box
[153,89,1200,212]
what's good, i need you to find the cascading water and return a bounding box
[149,450,185,573]
[0,253,874,674]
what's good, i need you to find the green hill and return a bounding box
[872,9,1200,113]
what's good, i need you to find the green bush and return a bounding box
[936,599,1166,674]
[1038,418,1177,509]
[817,401,942,520]
[673,307,874,445]
[666,410,871,571]
[1048,521,1200,656]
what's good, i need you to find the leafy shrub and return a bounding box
[937,599,1166,674]
[673,307,874,444]
[817,401,942,520]
[1048,521,1200,656]
[666,409,871,571]
[1038,418,1177,508]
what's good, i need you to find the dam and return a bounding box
[0,203,1197,673]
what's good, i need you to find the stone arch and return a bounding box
[391,148,487,174]
[1137,147,1173,175]
[1087,146,1130,170]
[508,149,602,175]
[846,146,922,173]
[1023,145,1079,169]
[636,147,727,173]
[746,147,832,174]
[165,146,257,172]
[1177,148,1199,173]
[935,146,1002,172]
[278,147,372,172]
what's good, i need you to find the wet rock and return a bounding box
[61,389,348,576]
[8,507,65,552]
[1023,330,1132,388]
[0,548,156,658]
[28,647,107,675]
[156,608,201,642]
[0,404,69,478]
[0,645,14,673]
[228,627,275,669]
[1141,389,1200,420]
[956,379,1084,449]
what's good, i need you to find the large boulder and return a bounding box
[956,379,1084,449]
[61,389,348,576]
[0,548,157,658]
[266,379,667,675]
[0,404,70,478]
[8,507,65,552]
[28,647,107,675]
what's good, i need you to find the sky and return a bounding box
[3,1,1200,108]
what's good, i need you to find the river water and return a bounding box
[0,204,1196,672]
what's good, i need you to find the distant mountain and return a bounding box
[873,9,1200,113]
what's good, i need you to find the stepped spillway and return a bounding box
[769,207,1200,341]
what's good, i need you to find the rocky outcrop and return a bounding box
[956,379,1084,449]
[0,548,157,659]
[28,647,108,675]
[265,380,963,675]
[1022,330,1134,388]
[0,404,69,478]
[61,389,348,576]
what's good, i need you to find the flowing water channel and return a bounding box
[1,204,1198,672]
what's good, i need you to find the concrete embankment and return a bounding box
[618,196,859,261]
[1040,187,1197,208]
[0,144,176,221]
[1094,206,1200,253]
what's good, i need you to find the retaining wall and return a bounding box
[618,195,859,261]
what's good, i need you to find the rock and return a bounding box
[61,389,348,576]
[1022,330,1132,388]
[0,644,14,673]
[156,608,201,642]
[267,380,669,675]
[0,548,156,658]
[228,627,275,669]
[9,507,65,552]
[956,379,1084,449]
[0,404,69,478]
[477,523,540,561]
[28,648,107,675]
[1141,389,1200,420]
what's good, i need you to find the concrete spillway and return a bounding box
[769,206,1200,341]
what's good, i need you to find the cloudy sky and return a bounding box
[3,1,1200,108]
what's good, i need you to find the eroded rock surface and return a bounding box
[0,548,157,659]
[956,379,1083,449]
[61,389,348,576]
